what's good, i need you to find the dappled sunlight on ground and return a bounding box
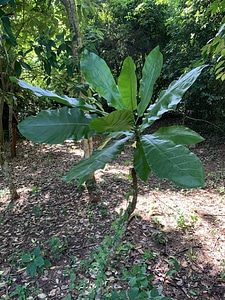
[1,137,225,299]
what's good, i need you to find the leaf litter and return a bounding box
[0,130,225,299]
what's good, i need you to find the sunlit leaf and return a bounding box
[141,65,206,130]
[10,77,102,114]
[81,50,123,110]
[89,110,134,133]
[63,135,131,184]
[18,107,95,144]
[137,46,163,116]
[118,56,137,111]
[141,134,204,188]
[153,126,205,145]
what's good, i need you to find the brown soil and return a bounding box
[0,130,225,299]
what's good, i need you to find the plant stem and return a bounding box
[126,167,138,218]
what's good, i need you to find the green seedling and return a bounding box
[105,262,171,299]
[151,230,167,245]
[21,246,51,277]
[31,185,41,193]
[32,205,43,217]
[143,250,158,261]
[166,256,180,276]
[174,209,187,231]
[48,237,68,258]
[220,259,225,280]
[10,284,35,300]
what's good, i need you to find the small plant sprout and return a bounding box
[31,185,41,193]
[21,247,51,277]
[166,256,181,276]
[32,205,43,217]
[10,284,34,300]
[174,209,187,231]
[48,236,68,258]
[220,260,225,280]
[151,229,167,245]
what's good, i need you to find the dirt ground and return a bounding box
[0,125,225,299]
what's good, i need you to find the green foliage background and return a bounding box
[0,0,225,126]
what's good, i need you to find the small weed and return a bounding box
[61,208,68,215]
[220,272,225,280]
[121,263,154,290]
[211,228,219,234]
[190,213,198,222]
[220,260,225,280]
[8,250,22,269]
[31,186,41,193]
[21,246,51,277]
[89,233,95,243]
[105,262,171,299]
[64,267,77,290]
[124,160,132,166]
[166,256,180,276]
[190,273,202,281]
[151,230,167,245]
[0,188,9,198]
[174,209,187,231]
[216,186,225,194]
[116,241,134,255]
[32,205,43,217]
[63,293,73,300]
[186,248,198,261]
[9,284,34,300]
[1,272,13,286]
[153,216,164,228]
[189,288,201,296]
[48,237,68,258]
[143,249,158,261]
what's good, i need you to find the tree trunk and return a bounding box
[0,62,19,200]
[8,101,17,158]
[60,0,96,185]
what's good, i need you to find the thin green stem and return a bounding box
[126,167,138,218]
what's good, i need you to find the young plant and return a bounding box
[105,262,171,300]
[21,246,51,277]
[48,236,68,258]
[12,46,205,217]
[9,284,35,300]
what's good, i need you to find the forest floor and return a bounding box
[0,120,225,300]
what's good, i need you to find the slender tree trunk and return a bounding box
[8,101,17,158]
[0,63,19,200]
[60,0,96,185]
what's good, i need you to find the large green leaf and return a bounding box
[80,50,124,110]
[63,135,131,184]
[133,141,151,182]
[10,77,101,114]
[89,110,134,133]
[153,126,205,145]
[137,46,163,117]
[141,65,206,130]
[0,11,17,46]
[141,134,204,188]
[18,107,95,144]
[118,56,137,111]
